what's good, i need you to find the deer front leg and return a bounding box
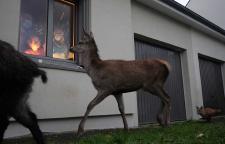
[77,91,108,137]
[114,94,128,131]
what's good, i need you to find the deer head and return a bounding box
[70,28,99,68]
[70,28,95,53]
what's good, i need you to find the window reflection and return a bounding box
[53,1,74,60]
[19,0,76,60]
[19,0,47,56]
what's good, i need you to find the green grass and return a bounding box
[3,120,225,144]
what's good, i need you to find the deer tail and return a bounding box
[158,59,171,72]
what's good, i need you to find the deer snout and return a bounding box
[70,46,84,53]
[69,46,77,52]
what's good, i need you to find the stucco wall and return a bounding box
[0,0,20,46]
[131,0,225,119]
[186,29,225,118]
[0,0,138,138]
[191,29,225,61]
[187,0,225,30]
[1,0,225,139]
[131,1,192,50]
[131,1,195,119]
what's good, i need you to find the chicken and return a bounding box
[196,106,221,121]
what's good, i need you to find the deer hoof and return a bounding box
[77,127,84,138]
[157,114,164,126]
[124,127,129,132]
[165,118,171,127]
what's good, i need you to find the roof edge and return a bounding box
[160,0,225,37]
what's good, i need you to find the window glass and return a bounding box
[19,0,47,56]
[53,1,74,60]
[19,0,78,65]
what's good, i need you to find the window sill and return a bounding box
[26,54,86,72]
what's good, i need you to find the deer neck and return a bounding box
[83,51,102,75]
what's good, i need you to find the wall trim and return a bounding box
[9,113,133,123]
[160,0,225,37]
[198,53,224,63]
[134,33,185,52]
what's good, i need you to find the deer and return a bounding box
[70,30,171,136]
[0,40,47,144]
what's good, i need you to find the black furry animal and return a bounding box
[0,40,47,144]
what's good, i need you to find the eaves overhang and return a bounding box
[136,0,225,43]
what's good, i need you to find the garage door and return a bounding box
[135,39,186,124]
[199,57,225,114]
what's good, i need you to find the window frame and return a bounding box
[19,0,87,72]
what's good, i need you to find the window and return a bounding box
[19,0,48,57]
[18,0,90,71]
[53,0,75,60]
[19,0,76,60]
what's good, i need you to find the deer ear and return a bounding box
[82,27,89,38]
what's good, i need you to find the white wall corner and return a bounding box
[182,31,204,120]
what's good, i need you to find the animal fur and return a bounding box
[0,40,47,144]
[196,106,221,121]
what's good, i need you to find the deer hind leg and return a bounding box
[0,114,9,144]
[163,89,171,125]
[114,93,128,131]
[144,84,171,127]
[158,87,171,126]
[12,104,45,144]
[77,91,109,137]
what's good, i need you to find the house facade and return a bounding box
[0,0,225,138]
[187,0,225,29]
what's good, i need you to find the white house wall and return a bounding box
[0,0,138,138]
[90,0,138,126]
[131,1,195,119]
[187,0,225,30]
[91,0,135,60]
[0,0,20,46]
[191,29,225,61]
[1,0,225,139]
[131,1,192,50]
[131,0,225,119]
[186,28,225,117]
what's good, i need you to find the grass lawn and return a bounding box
[3,120,225,144]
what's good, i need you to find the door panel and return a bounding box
[135,39,186,124]
[199,57,225,114]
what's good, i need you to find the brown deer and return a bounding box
[70,30,171,136]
